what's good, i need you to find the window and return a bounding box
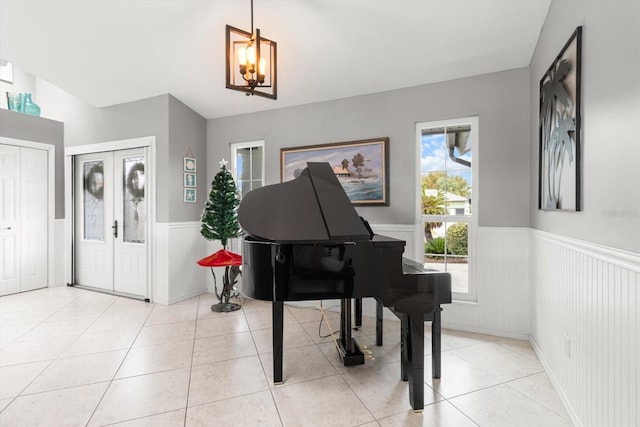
[230,140,265,198]
[417,117,477,299]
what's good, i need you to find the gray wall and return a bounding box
[529,0,640,253]
[208,68,531,227]
[31,80,207,224]
[168,96,207,222]
[93,95,171,222]
[0,109,64,219]
[87,94,207,223]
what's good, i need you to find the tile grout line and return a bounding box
[245,300,286,427]
[84,296,155,427]
[182,293,205,426]
[502,373,573,421]
[2,289,116,414]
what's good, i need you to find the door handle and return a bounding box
[1,227,11,230]
[112,220,118,238]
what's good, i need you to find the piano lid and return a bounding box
[238,162,371,243]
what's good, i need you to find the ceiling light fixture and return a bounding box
[225,0,277,99]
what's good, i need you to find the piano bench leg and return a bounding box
[432,306,442,379]
[400,315,409,381]
[403,314,425,411]
[273,300,284,384]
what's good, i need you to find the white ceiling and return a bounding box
[0,0,551,119]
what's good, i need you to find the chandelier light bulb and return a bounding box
[247,46,256,66]
[238,47,247,65]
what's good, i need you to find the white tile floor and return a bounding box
[0,287,573,426]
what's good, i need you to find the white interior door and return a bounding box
[74,152,114,291]
[20,147,48,292]
[113,150,147,296]
[1,144,48,296]
[74,148,147,297]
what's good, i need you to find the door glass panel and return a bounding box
[83,161,105,241]
[123,156,146,243]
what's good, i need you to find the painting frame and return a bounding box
[184,172,196,188]
[0,60,13,83]
[184,187,196,203]
[539,26,582,211]
[281,137,389,206]
[183,157,196,173]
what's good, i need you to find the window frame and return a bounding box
[415,116,479,302]
[230,140,265,198]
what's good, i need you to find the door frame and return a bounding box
[65,136,156,300]
[0,137,56,289]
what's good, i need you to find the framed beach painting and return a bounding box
[281,137,389,206]
[539,26,582,211]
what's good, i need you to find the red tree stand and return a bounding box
[197,249,242,312]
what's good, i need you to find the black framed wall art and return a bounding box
[539,26,582,211]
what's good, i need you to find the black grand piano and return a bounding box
[238,162,451,411]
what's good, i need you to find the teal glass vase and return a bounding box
[6,92,23,112]
[22,93,41,116]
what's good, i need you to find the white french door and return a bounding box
[0,144,48,296]
[74,148,147,297]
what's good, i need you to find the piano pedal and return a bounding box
[338,338,365,366]
[358,343,374,359]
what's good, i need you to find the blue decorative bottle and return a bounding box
[22,93,41,117]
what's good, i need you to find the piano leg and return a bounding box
[432,306,442,378]
[401,314,425,411]
[354,298,362,330]
[338,298,365,366]
[273,300,284,384]
[376,299,383,346]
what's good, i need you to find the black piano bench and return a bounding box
[354,298,444,379]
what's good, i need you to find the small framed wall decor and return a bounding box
[184,157,196,173]
[184,187,196,203]
[183,149,197,203]
[184,172,196,187]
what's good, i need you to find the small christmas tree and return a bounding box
[201,162,240,248]
[199,159,242,312]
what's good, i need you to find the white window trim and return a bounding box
[415,116,479,302]
[228,140,265,255]
[229,140,265,190]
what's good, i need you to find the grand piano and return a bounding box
[238,162,451,411]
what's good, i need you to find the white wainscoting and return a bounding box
[53,218,65,286]
[154,222,207,305]
[441,226,531,339]
[530,230,639,427]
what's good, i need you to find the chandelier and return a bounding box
[225,0,277,99]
